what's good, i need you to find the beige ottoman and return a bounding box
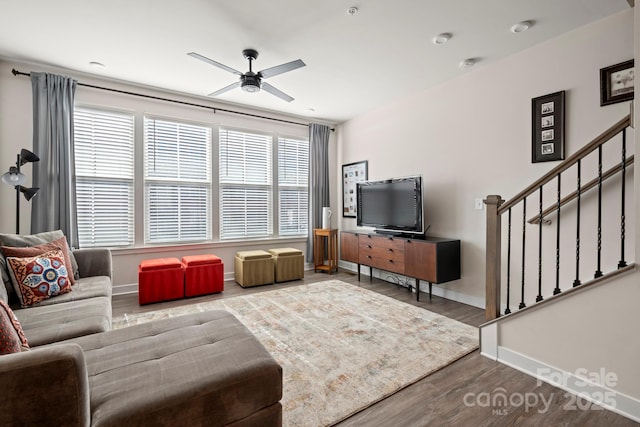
[268,248,304,283]
[234,250,274,287]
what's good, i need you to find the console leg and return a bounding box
[416,279,420,301]
[429,282,433,301]
[357,264,360,281]
[369,266,373,283]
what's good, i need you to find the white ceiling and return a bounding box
[0,0,631,123]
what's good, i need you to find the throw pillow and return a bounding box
[0,300,29,354]
[6,249,72,308]
[0,231,79,305]
[1,236,76,286]
[0,230,79,278]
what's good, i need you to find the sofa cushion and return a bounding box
[26,275,112,308]
[6,249,72,308]
[1,235,77,285]
[15,296,112,347]
[0,300,29,354]
[68,310,282,427]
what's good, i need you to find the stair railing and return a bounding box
[485,114,633,321]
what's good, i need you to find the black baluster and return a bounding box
[573,160,581,287]
[554,174,561,295]
[619,129,627,269]
[595,146,603,278]
[505,208,512,315]
[519,198,526,310]
[536,186,543,302]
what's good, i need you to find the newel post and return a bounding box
[484,195,504,321]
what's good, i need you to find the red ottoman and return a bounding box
[182,254,224,297]
[138,257,184,305]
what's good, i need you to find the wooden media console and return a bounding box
[340,231,461,301]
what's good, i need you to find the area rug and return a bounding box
[112,280,478,426]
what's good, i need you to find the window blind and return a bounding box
[74,108,134,247]
[278,136,309,236]
[219,128,273,239]
[144,118,211,243]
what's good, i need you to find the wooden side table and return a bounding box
[313,228,338,274]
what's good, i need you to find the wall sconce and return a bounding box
[1,148,40,233]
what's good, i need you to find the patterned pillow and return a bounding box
[1,235,76,286]
[6,249,72,308]
[0,300,29,354]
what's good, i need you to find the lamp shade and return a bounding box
[1,167,27,186]
[19,148,40,165]
[18,186,39,201]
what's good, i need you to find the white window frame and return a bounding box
[73,106,135,248]
[143,116,212,244]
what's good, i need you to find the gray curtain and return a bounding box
[307,123,331,262]
[30,72,79,248]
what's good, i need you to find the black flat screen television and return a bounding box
[356,176,424,236]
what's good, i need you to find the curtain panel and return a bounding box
[306,123,330,262]
[30,72,79,248]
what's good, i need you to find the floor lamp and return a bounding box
[1,148,40,234]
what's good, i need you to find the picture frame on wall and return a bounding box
[600,59,634,106]
[531,90,565,163]
[342,160,368,218]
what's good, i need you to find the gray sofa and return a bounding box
[0,232,283,426]
[0,231,113,346]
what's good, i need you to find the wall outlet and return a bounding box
[475,198,484,210]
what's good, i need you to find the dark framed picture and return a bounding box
[532,90,565,163]
[342,160,368,218]
[600,59,634,106]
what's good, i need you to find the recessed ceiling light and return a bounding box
[510,21,532,33]
[459,58,477,69]
[347,6,358,15]
[432,33,452,45]
[89,61,106,69]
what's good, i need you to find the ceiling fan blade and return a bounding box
[261,82,294,102]
[208,81,240,97]
[259,59,306,79]
[188,52,242,75]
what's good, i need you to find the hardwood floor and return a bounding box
[112,270,638,427]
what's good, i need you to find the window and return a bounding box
[144,118,211,243]
[74,108,135,247]
[278,136,308,236]
[219,128,272,239]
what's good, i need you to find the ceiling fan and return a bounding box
[188,49,305,102]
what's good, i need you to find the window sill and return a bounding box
[109,236,308,256]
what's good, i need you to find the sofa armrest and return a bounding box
[0,343,90,426]
[73,248,113,280]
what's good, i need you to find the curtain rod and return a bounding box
[12,68,333,130]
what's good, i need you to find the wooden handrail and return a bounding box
[528,156,635,224]
[498,115,631,215]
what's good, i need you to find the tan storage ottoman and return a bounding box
[235,250,274,287]
[268,248,304,283]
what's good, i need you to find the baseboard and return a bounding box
[497,346,640,423]
[338,261,484,309]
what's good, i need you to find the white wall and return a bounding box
[336,10,635,307]
[0,59,336,289]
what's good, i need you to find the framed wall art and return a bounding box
[342,160,368,218]
[600,59,634,106]
[531,90,565,163]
